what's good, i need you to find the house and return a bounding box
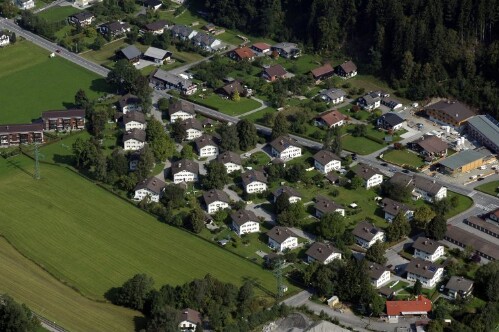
[0,32,9,47]
[171,25,198,40]
[194,135,218,157]
[445,276,473,299]
[376,113,405,131]
[412,237,444,262]
[381,97,403,110]
[273,186,302,204]
[311,63,335,81]
[465,216,499,239]
[241,170,267,194]
[385,295,432,319]
[179,308,202,331]
[203,189,230,214]
[425,100,475,128]
[143,20,168,35]
[406,258,444,288]
[151,69,198,95]
[123,129,146,151]
[100,21,131,38]
[388,172,447,202]
[16,0,34,10]
[354,163,383,189]
[438,148,494,175]
[68,12,95,27]
[467,115,499,153]
[314,110,347,128]
[192,32,221,52]
[408,135,448,160]
[314,196,345,218]
[270,136,302,160]
[218,80,244,98]
[231,209,260,236]
[251,42,271,54]
[381,198,414,223]
[271,42,301,58]
[179,118,203,140]
[140,0,162,10]
[230,47,255,61]
[143,47,172,65]
[202,23,216,32]
[118,45,141,64]
[118,94,141,114]
[306,242,342,264]
[123,112,146,131]
[216,151,242,173]
[262,64,288,82]
[367,261,391,288]
[335,60,357,78]
[267,226,298,252]
[171,159,199,183]
[487,208,499,224]
[313,150,341,174]
[358,92,381,111]
[0,123,43,147]
[41,109,85,131]
[352,221,385,248]
[319,89,346,104]
[168,100,195,122]
[133,177,165,202]
[445,225,499,261]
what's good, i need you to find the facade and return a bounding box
[41,109,85,131]
[385,295,432,319]
[179,308,202,331]
[144,20,168,35]
[0,123,43,147]
[367,261,391,288]
[271,42,301,58]
[306,242,342,264]
[445,276,473,299]
[241,170,267,194]
[381,97,403,110]
[152,69,197,95]
[445,225,499,261]
[231,209,260,235]
[425,100,475,128]
[313,150,341,174]
[354,163,383,189]
[467,115,499,153]
[273,186,302,204]
[194,135,218,157]
[381,197,414,223]
[262,64,288,81]
[376,113,405,131]
[123,111,146,131]
[171,159,199,183]
[335,60,357,78]
[118,94,141,113]
[314,196,345,218]
[192,32,221,52]
[203,189,230,214]
[412,237,444,262]
[16,0,35,9]
[439,148,493,175]
[0,32,10,47]
[352,221,385,248]
[319,88,346,104]
[314,110,347,128]
[270,136,302,160]
[406,258,444,288]
[311,63,334,81]
[409,135,448,160]
[133,177,165,202]
[119,45,141,64]
[168,100,196,122]
[123,129,146,151]
[69,12,95,27]
[216,151,242,173]
[180,118,203,140]
[267,226,298,252]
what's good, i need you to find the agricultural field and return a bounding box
[0,156,278,302]
[0,238,138,332]
[37,6,81,23]
[0,40,111,124]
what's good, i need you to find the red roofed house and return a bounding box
[385,295,432,320]
[251,42,271,54]
[311,63,334,81]
[315,110,347,128]
[230,46,255,61]
[262,64,288,81]
[179,308,202,331]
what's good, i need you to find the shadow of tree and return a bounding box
[52,154,75,166]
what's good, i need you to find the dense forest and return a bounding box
[202,0,499,118]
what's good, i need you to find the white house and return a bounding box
[273,186,302,204]
[412,237,444,262]
[123,129,146,151]
[133,177,165,203]
[406,258,444,288]
[0,33,10,47]
[354,163,383,189]
[367,261,391,288]
[118,94,141,114]
[180,118,203,140]
[168,100,196,122]
[358,92,381,111]
[306,242,342,264]
[241,170,267,194]
[171,159,199,183]
[270,136,302,161]
[388,173,447,203]
[16,0,35,10]
[203,189,230,214]
[216,151,242,174]
[123,112,146,131]
[179,308,202,332]
[313,150,341,174]
[192,32,221,52]
[314,196,345,217]
[267,226,298,252]
[352,221,385,249]
[231,209,260,236]
[445,276,474,299]
[319,88,346,104]
[381,198,414,223]
[194,135,218,157]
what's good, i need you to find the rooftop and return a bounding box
[378,113,405,127]
[445,225,499,260]
[168,99,195,116]
[216,151,242,165]
[467,115,499,147]
[439,149,491,170]
[412,237,442,255]
[354,163,382,181]
[366,261,389,280]
[311,63,334,78]
[386,295,432,316]
[313,150,341,166]
[233,46,255,59]
[241,169,267,185]
[42,109,85,119]
[266,226,296,244]
[352,221,383,241]
[123,128,146,142]
[337,60,357,74]
[273,186,301,199]
[120,44,141,60]
[144,46,171,60]
[269,135,301,153]
[194,135,218,150]
[0,123,44,133]
[381,197,412,217]
[231,209,259,226]
[412,135,448,154]
[314,196,343,215]
[316,110,347,127]
[134,177,165,195]
[180,308,202,325]
[445,276,474,292]
[406,258,443,279]
[203,189,230,205]
[425,100,475,123]
[171,158,199,175]
[263,64,288,78]
[305,242,341,263]
[321,88,346,101]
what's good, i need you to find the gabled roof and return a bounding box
[445,225,499,260]
[241,169,267,185]
[144,20,168,31]
[171,158,199,175]
[313,150,341,166]
[252,42,270,51]
[269,136,301,153]
[203,189,230,205]
[168,100,195,116]
[439,149,491,171]
[366,261,389,280]
[314,196,343,215]
[388,173,445,196]
[306,242,341,263]
[273,186,301,199]
[233,46,255,59]
[219,80,243,96]
[153,69,195,87]
[123,128,146,142]
[231,209,259,226]
[171,25,194,37]
[337,60,357,74]
[360,94,380,106]
[118,93,140,108]
[192,32,217,46]
[468,115,499,147]
[134,177,165,195]
[143,46,170,60]
[42,109,85,119]
[0,123,44,133]
[381,197,412,217]
[266,226,296,244]
[316,110,347,127]
[406,258,443,279]
[120,44,141,60]
[352,221,383,242]
[445,276,473,292]
[216,151,242,166]
[104,21,130,32]
[71,11,94,21]
[378,113,405,127]
[412,237,442,255]
[424,100,475,123]
[354,163,382,181]
[386,295,432,316]
[123,111,146,124]
[311,63,334,78]
[263,64,287,78]
[180,308,202,325]
[272,42,298,53]
[180,118,203,131]
[412,135,448,154]
[321,88,346,101]
[194,135,218,150]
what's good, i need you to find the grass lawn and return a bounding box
[0,238,138,332]
[81,39,126,67]
[37,6,81,23]
[242,107,277,123]
[444,191,473,219]
[188,93,261,116]
[0,155,278,301]
[382,149,425,168]
[346,75,412,104]
[244,151,271,169]
[475,180,499,197]
[0,41,112,124]
[341,134,385,155]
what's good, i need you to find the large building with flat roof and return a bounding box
[438,148,494,174]
[467,115,499,153]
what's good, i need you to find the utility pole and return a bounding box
[34,142,40,180]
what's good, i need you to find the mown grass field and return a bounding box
[0,237,138,332]
[476,180,499,197]
[382,149,425,168]
[0,156,278,302]
[188,93,261,116]
[37,6,81,23]
[341,134,385,155]
[0,40,111,124]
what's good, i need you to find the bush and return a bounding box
[365,134,385,144]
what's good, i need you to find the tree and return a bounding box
[170,121,187,142]
[146,118,175,161]
[157,98,170,112]
[475,261,499,301]
[236,119,258,151]
[90,35,106,50]
[136,147,155,181]
[218,123,239,151]
[386,212,410,241]
[232,88,240,101]
[427,320,444,332]
[0,1,18,18]
[74,89,89,109]
[426,214,447,240]
[380,181,412,202]
[413,205,436,229]
[285,164,305,183]
[271,113,288,140]
[106,59,140,92]
[318,212,346,240]
[434,197,453,216]
[161,184,185,209]
[0,294,40,331]
[365,241,387,264]
[181,145,194,159]
[275,192,291,214]
[146,305,179,332]
[349,176,364,189]
[72,137,98,168]
[413,280,423,295]
[187,208,205,233]
[370,293,385,316]
[116,274,154,310]
[202,162,229,190]
[351,124,367,137]
[89,107,108,137]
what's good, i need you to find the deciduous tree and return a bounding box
[218,123,239,151]
[236,119,258,151]
[271,113,288,140]
[202,161,229,190]
[365,241,387,264]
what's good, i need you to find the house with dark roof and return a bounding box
[464,216,499,239]
[319,88,346,104]
[313,150,341,174]
[352,221,385,248]
[335,60,357,78]
[180,118,203,140]
[203,189,230,214]
[381,97,403,110]
[445,225,499,261]
[315,110,347,128]
[171,159,199,183]
[488,208,499,224]
[143,20,169,35]
[118,45,141,64]
[216,151,242,173]
[412,237,444,262]
[100,21,130,38]
[376,113,405,131]
[408,135,448,160]
[262,64,288,81]
[217,80,245,98]
[358,92,381,111]
[123,129,146,151]
[68,11,95,27]
[267,226,298,252]
[168,100,195,122]
[133,177,165,202]
[41,109,85,131]
[179,308,202,331]
[194,135,218,157]
[438,148,494,175]
[445,276,473,299]
[231,209,260,235]
[192,32,221,52]
[354,163,383,189]
[271,42,301,58]
[229,46,255,61]
[425,100,475,128]
[406,258,444,288]
[381,197,414,223]
[122,111,146,131]
[117,93,141,113]
[314,196,345,218]
[151,69,197,95]
[311,63,334,81]
[366,261,391,288]
[273,186,302,204]
[385,295,432,319]
[171,25,197,40]
[143,47,172,64]
[251,42,271,54]
[241,170,267,194]
[388,172,447,202]
[306,242,341,264]
[0,123,44,146]
[467,115,499,153]
[270,136,302,161]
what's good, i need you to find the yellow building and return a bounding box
[439,149,494,174]
[425,100,475,128]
